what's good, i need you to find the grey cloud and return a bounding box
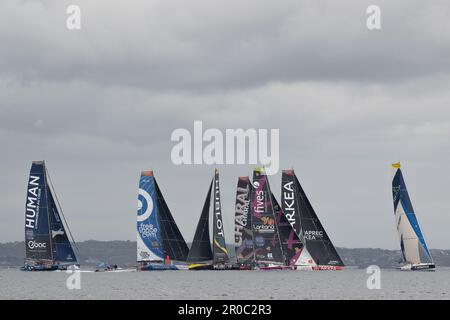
[1,1,450,250]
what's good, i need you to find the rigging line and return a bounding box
[45,165,81,261]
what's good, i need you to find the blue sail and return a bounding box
[25,162,52,261]
[24,161,78,267]
[47,190,77,263]
[137,171,164,261]
[392,163,433,265]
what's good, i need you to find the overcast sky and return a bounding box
[1,0,450,249]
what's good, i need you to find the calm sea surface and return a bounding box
[1,267,449,300]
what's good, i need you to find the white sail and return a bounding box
[391,163,434,270]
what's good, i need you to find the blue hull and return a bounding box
[139,264,180,271]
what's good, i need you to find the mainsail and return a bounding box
[24,161,78,266]
[234,177,254,265]
[250,168,285,265]
[137,171,189,263]
[212,170,230,265]
[281,170,344,267]
[391,163,434,267]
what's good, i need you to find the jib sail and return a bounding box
[187,179,214,263]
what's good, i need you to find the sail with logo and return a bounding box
[250,168,286,269]
[137,170,189,271]
[187,169,230,270]
[391,163,435,271]
[271,194,313,269]
[234,177,255,269]
[21,161,79,271]
[281,169,344,270]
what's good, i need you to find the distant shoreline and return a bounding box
[2,240,450,268]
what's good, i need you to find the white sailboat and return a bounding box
[391,163,435,271]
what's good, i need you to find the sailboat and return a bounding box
[249,168,290,270]
[281,169,344,270]
[391,163,435,271]
[136,171,190,271]
[187,169,230,270]
[21,161,79,271]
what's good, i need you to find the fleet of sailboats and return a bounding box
[20,161,437,272]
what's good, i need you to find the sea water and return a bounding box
[0,267,449,300]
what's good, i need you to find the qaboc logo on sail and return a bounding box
[28,240,47,249]
[171,121,279,175]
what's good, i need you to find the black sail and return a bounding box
[187,179,214,263]
[212,170,230,265]
[24,161,53,261]
[234,177,254,264]
[251,168,285,265]
[272,194,304,266]
[282,170,344,266]
[154,179,190,261]
[24,161,78,265]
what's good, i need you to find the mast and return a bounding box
[212,169,230,266]
[281,169,344,267]
[391,163,434,266]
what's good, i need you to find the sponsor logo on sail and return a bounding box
[139,223,158,239]
[282,181,297,232]
[234,184,250,247]
[25,175,40,229]
[137,187,153,222]
[28,240,47,249]
[304,230,324,240]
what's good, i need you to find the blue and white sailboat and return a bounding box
[391,163,435,271]
[22,161,79,271]
[136,171,189,271]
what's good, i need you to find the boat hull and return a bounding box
[188,263,214,271]
[139,264,186,271]
[399,263,436,271]
[21,264,79,272]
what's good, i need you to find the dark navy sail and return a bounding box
[47,190,77,263]
[154,179,189,261]
[251,168,284,265]
[23,161,78,270]
[187,180,214,263]
[234,177,254,265]
[25,162,52,261]
[212,170,230,265]
[282,170,344,267]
